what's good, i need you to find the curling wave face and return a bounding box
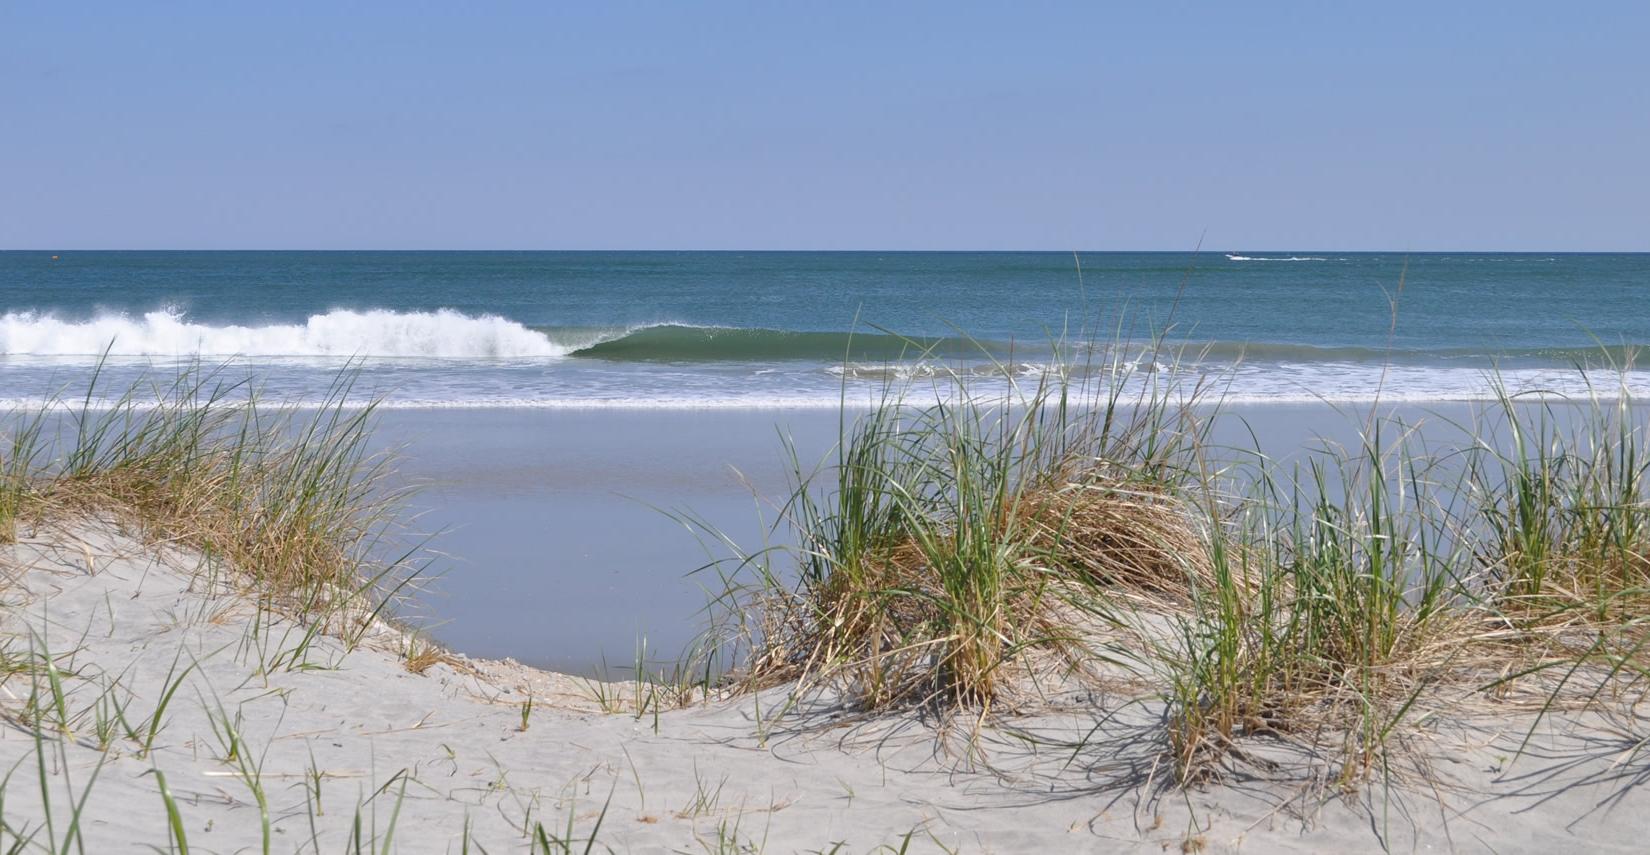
[562,325,998,362]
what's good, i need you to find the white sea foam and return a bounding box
[1,366,1644,411]
[825,361,1055,381]
[0,308,567,358]
[1225,254,1330,262]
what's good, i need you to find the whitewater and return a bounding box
[0,307,569,358]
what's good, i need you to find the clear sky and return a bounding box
[4,2,1647,250]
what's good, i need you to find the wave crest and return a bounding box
[0,308,568,358]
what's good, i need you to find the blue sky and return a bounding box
[3,3,1646,249]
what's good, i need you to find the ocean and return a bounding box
[3,251,1648,407]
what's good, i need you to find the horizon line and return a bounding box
[5,248,1648,254]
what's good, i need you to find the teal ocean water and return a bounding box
[2,251,1647,406]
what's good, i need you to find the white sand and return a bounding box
[2,518,1646,853]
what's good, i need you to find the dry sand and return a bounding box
[2,518,1647,853]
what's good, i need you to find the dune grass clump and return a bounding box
[0,363,416,633]
[729,360,1216,712]
[1453,382,1650,730]
[1470,387,1650,629]
[1163,432,1480,785]
[0,411,46,544]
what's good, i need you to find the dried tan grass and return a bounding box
[1020,472,1215,603]
[0,367,419,640]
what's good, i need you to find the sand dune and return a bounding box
[1,518,1645,853]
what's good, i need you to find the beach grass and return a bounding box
[1471,382,1650,626]
[712,345,1212,712]
[0,360,418,638]
[1160,424,1481,784]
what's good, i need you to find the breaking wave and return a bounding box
[0,309,1012,364]
[0,308,568,358]
[2,309,1639,376]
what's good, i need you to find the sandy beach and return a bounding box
[4,512,1647,852]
